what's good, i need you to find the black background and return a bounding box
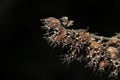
[1,0,120,80]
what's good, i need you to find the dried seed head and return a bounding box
[44,17,61,29]
[53,27,66,42]
[107,47,119,60]
[60,16,74,27]
[41,16,120,79]
[99,61,109,69]
[108,39,118,45]
[90,41,100,49]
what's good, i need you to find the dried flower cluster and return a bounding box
[40,17,120,78]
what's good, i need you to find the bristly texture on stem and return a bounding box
[40,16,120,78]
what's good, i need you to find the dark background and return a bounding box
[1,0,120,80]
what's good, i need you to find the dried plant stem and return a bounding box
[41,16,120,78]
